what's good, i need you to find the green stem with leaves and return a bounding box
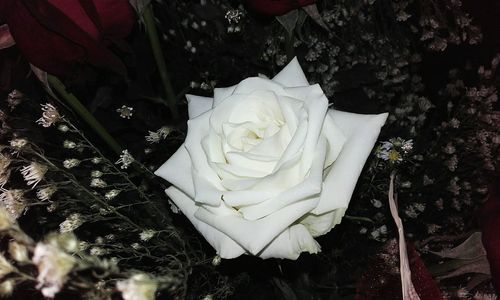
[143,4,179,119]
[47,75,122,155]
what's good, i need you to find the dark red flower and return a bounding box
[245,0,316,16]
[481,179,500,294]
[0,0,135,77]
[356,240,443,300]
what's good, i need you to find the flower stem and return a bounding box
[47,75,122,155]
[143,4,179,119]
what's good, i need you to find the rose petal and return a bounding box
[238,138,327,220]
[213,84,237,107]
[299,208,346,237]
[154,145,195,198]
[259,224,320,259]
[322,113,346,166]
[272,57,309,87]
[185,112,226,206]
[195,194,319,255]
[165,186,246,259]
[312,110,388,214]
[232,77,288,96]
[186,94,214,119]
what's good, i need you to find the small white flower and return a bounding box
[131,243,141,250]
[78,241,89,251]
[36,185,57,201]
[401,139,413,153]
[63,140,77,149]
[90,247,107,256]
[105,189,121,200]
[225,10,243,24]
[57,124,70,132]
[91,157,103,164]
[59,213,84,233]
[91,170,103,178]
[7,90,23,110]
[116,150,134,169]
[370,199,383,208]
[145,131,161,144]
[9,138,28,153]
[145,126,173,144]
[211,255,222,266]
[33,242,75,298]
[139,229,155,241]
[90,178,107,188]
[20,162,48,188]
[168,200,180,214]
[63,159,81,169]
[158,126,172,138]
[116,274,158,300]
[116,105,134,119]
[37,103,62,127]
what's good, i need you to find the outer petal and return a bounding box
[195,196,319,255]
[272,57,309,87]
[154,145,195,198]
[186,94,213,119]
[312,110,388,214]
[213,85,237,107]
[299,208,347,237]
[165,187,246,259]
[185,112,226,206]
[258,224,320,259]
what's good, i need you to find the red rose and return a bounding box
[481,179,500,293]
[0,0,135,77]
[246,0,316,16]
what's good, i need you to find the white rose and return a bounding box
[156,58,388,259]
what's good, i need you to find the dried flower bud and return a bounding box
[211,255,222,266]
[36,103,62,127]
[20,162,48,188]
[8,241,29,263]
[63,159,81,169]
[139,229,155,242]
[0,279,14,297]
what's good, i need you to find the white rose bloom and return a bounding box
[156,58,388,259]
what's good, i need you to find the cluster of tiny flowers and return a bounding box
[36,103,62,127]
[116,105,134,119]
[20,162,48,188]
[116,150,134,169]
[145,126,172,144]
[376,137,413,163]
